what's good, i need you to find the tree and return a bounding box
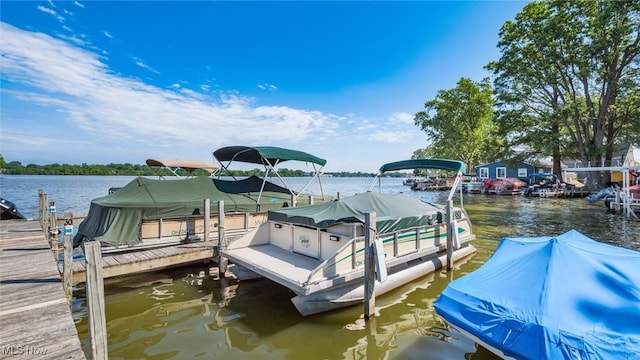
[487,0,640,186]
[413,77,502,173]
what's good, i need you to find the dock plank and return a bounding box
[71,241,217,284]
[0,219,86,359]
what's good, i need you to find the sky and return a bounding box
[0,1,529,173]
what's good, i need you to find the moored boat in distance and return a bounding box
[73,146,332,253]
[520,173,572,197]
[221,158,476,316]
[482,177,526,195]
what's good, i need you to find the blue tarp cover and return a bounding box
[434,230,640,360]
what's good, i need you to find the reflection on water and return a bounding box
[6,176,635,359]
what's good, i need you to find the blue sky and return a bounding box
[0,1,527,172]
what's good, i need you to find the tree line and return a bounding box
[413,0,639,188]
[0,156,404,178]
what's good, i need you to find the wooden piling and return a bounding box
[364,211,376,320]
[38,189,47,230]
[49,200,58,260]
[203,199,210,242]
[217,201,228,276]
[63,211,74,305]
[85,241,108,359]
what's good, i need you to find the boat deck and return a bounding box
[223,244,321,290]
[0,219,86,359]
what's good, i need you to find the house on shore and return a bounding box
[475,160,554,180]
[563,143,639,187]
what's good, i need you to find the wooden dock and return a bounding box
[70,240,220,284]
[0,219,86,359]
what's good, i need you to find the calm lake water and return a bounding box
[1,175,639,359]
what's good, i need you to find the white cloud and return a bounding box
[0,22,341,165]
[0,22,429,171]
[388,112,414,124]
[37,5,65,23]
[103,31,112,39]
[74,1,85,8]
[367,131,416,143]
[37,5,57,16]
[133,57,159,74]
[258,83,277,91]
[356,123,377,131]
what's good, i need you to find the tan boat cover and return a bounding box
[146,159,219,174]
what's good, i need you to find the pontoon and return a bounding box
[221,158,476,315]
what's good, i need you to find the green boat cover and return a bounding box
[75,176,326,247]
[214,145,327,166]
[267,192,462,235]
[379,159,466,174]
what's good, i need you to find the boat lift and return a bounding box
[563,164,639,220]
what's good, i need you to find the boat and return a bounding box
[434,230,640,360]
[402,177,423,186]
[73,146,332,252]
[0,198,26,220]
[586,186,615,203]
[221,158,476,316]
[411,177,452,191]
[520,173,570,197]
[481,178,526,195]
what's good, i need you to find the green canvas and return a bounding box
[267,192,462,234]
[75,176,328,247]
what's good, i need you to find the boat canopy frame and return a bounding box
[370,158,466,203]
[213,146,328,205]
[145,159,220,179]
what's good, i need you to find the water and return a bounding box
[0,175,138,219]
[1,175,639,359]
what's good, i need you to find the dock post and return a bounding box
[217,201,228,277]
[63,211,74,305]
[203,199,210,242]
[38,190,46,230]
[85,241,108,360]
[49,200,58,260]
[446,200,453,271]
[364,211,376,320]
